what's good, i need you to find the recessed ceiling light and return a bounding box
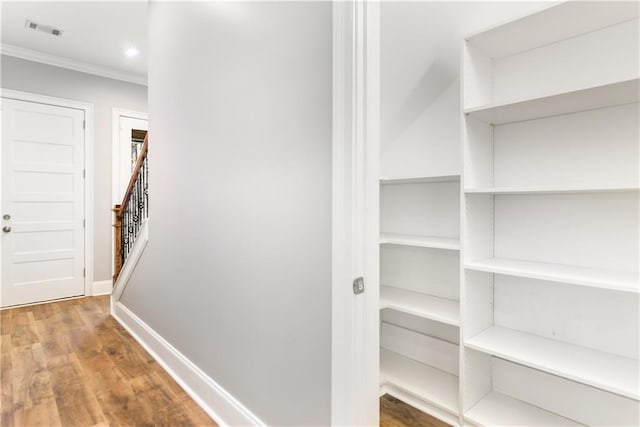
[125,47,139,58]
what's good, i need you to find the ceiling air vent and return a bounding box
[24,19,63,37]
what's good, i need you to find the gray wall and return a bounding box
[120,2,332,426]
[1,55,148,282]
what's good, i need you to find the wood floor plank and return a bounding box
[1,295,218,427]
[0,334,13,425]
[11,343,55,409]
[31,300,61,322]
[92,367,155,426]
[10,311,39,348]
[13,396,62,427]
[380,394,451,427]
[53,380,107,427]
[2,296,450,427]
[47,353,86,387]
[1,310,12,335]
[39,330,75,360]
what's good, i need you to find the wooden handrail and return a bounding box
[113,133,148,281]
[115,133,148,218]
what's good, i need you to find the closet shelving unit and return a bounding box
[461,2,640,426]
[378,131,461,422]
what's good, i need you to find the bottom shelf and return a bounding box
[465,391,580,426]
[380,348,458,415]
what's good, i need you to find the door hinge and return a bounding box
[82,169,86,179]
[83,268,86,277]
[83,120,86,130]
[83,219,86,228]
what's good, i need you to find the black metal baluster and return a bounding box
[119,145,149,269]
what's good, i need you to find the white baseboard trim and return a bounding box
[111,301,265,427]
[112,220,148,302]
[91,280,113,296]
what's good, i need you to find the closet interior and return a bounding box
[377,2,639,425]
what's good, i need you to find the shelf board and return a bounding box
[464,78,640,125]
[380,348,458,415]
[465,257,639,294]
[380,233,460,251]
[466,326,640,400]
[380,286,459,326]
[465,391,580,426]
[465,1,639,58]
[464,185,640,195]
[380,174,460,185]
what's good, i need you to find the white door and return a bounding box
[1,98,85,307]
[115,115,147,203]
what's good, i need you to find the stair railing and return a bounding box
[113,134,149,281]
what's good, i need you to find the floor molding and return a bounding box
[92,280,113,296]
[112,220,148,302]
[111,301,265,427]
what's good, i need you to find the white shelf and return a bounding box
[464,186,640,195]
[465,257,639,294]
[380,348,458,415]
[466,1,639,58]
[464,78,639,125]
[380,233,460,251]
[380,174,460,185]
[466,326,640,400]
[380,286,459,326]
[465,391,580,426]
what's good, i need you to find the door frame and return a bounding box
[111,108,148,279]
[111,108,148,205]
[0,88,95,300]
[331,1,380,425]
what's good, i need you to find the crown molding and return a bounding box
[1,43,147,86]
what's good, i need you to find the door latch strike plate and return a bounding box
[353,277,365,295]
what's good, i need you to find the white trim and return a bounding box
[1,44,147,86]
[111,300,266,427]
[112,108,148,204]
[0,88,95,300]
[331,3,357,424]
[92,280,113,296]
[363,2,381,426]
[331,1,380,425]
[112,220,148,302]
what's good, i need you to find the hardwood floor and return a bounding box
[0,295,216,426]
[1,295,450,427]
[380,395,450,427]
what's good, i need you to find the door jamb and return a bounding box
[0,88,95,298]
[111,108,148,205]
[331,1,380,425]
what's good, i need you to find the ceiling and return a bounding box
[1,1,147,84]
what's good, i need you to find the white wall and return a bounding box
[120,2,332,426]
[381,1,552,176]
[1,55,148,282]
